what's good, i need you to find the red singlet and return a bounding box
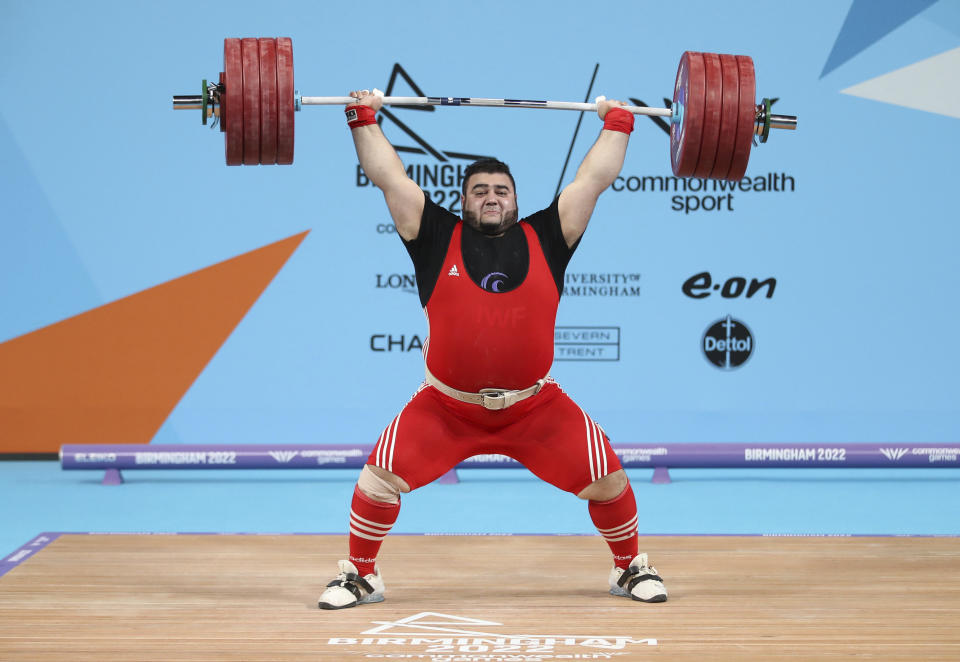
[424,223,557,392]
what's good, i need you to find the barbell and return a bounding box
[172,37,797,180]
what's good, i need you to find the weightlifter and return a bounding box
[318,88,667,609]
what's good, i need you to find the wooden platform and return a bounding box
[1,534,959,660]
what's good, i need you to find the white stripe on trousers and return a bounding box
[594,420,607,477]
[373,383,429,474]
[581,409,608,484]
[375,413,401,473]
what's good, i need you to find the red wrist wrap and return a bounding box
[603,107,634,134]
[346,104,378,129]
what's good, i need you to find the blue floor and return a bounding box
[3,461,960,562]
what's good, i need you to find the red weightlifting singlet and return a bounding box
[423,222,558,392]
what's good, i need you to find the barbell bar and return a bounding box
[172,37,797,180]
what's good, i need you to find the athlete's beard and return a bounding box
[462,207,519,236]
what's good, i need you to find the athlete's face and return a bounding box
[461,173,518,236]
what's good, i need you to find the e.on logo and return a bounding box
[683,272,776,299]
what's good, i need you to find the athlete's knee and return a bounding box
[358,464,410,503]
[577,469,628,501]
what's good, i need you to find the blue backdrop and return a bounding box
[1,0,958,450]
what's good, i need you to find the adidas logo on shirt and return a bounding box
[448,264,460,277]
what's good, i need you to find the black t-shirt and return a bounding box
[402,192,580,307]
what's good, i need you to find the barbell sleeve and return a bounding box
[173,95,203,110]
[768,114,797,131]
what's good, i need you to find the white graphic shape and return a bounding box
[363,611,503,636]
[358,611,655,648]
[841,47,960,118]
[879,448,909,461]
[268,450,299,463]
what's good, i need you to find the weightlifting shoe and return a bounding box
[609,553,667,603]
[318,560,385,609]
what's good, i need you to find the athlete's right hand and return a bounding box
[348,88,384,112]
[594,95,627,120]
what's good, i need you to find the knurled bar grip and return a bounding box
[300,96,674,117]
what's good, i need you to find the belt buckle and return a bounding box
[478,389,507,410]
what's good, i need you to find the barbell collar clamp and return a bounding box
[172,81,222,124]
[753,98,797,144]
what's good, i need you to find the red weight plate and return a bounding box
[241,37,261,165]
[670,51,706,178]
[223,39,243,166]
[276,37,295,165]
[727,55,756,181]
[258,38,278,165]
[709,54,740,180]
[693,52,723,179]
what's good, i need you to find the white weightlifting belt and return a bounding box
[424,366,547,411]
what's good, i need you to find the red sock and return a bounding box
[348,485,400,576]
[588,482,639,569]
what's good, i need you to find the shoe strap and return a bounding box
[616,565,663,590]
[326,572,376,599]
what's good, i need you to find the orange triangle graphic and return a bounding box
[0,231,309,453]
